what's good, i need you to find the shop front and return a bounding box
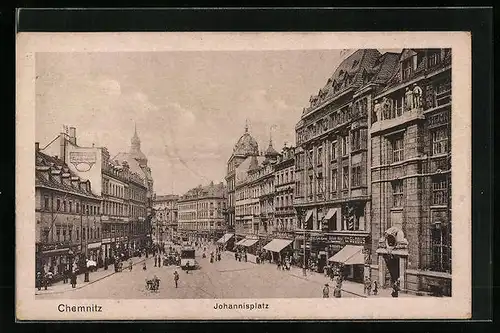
[296,231,370,281]
[216,233,235,250]
[87,242,101,263]
[262,238,293,263]
[36,243,80,282]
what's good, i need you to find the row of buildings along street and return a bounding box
[35,48,452,298]
[153,48,452,297]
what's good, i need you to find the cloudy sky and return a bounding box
[35,49,368,195]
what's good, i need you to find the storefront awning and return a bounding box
[263,239,293,253]
[324,208,336,220]
[305,210,313,223]
[243,239,259,247]
[217,233,234,244]
[235,239,247,246]
[328,245,364,265]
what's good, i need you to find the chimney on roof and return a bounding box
[69,127,77,145]
[35,142,40,152]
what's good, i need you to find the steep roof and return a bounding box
[35,151,100,199]
[113,152,151,184]
[304,49,382,115]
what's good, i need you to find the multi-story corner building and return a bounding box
[153,194,179,244]
[294,49,400,281]
[369,48,452,295]
[273,144,297,240]
[178,182,227,243]
[225,124,260,232]
[43,126,151,263]
[35,144,102,279]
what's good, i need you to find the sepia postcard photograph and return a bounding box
[16,31,471,320]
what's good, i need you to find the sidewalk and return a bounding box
[287,265,413,298]
[223,251,412,298]
[35,256,148,296]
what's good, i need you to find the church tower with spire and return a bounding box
[130,123,148,166]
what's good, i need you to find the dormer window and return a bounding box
[402,58,414,80]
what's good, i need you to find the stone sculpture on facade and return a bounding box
[412,84,423,109]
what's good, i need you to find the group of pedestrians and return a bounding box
[210,248,222,263]
[37,264,79,291]
[234,250,247,262]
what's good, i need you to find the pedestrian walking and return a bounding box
[36,271,42,290]
[391,278,400,298]
[185,262,190,273]
[323,283,330,298]
[372,281,378,295]
[70,269,77,288]
[143,262,147,270]
[128,259,133,271]
[364,276,372,296]
[244,253,247,262]
[158,254,162,267]
[173,271,179,288]
[234,252,238,261]
[218,253,221,261]
[154,254,158,267]
[63,267,69,284]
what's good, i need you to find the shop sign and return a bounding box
[310,234,368,245]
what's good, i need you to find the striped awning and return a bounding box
[235,238,247,246]
[216,233,234,244]
[328,245,364,265]
[263,239,293,252]
[243,239,259,247]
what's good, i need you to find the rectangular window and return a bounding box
[428,51,441,67]
[351,130,361,151]
[317,147,323,165]
[317,172,323,194]
[69,227,72,241]
[44,197,50,210]
[342,167,349,189]
[76,228,80,240]
[392,180,404,207]
[308,150,313,168]
[331,169,338,192]
[391,136,404,163]
[341,136,349,156]
[431,226,451,272]
[432,176,448,205]
[69,201,72,213]
[56,199,61,211]
[432,127,449,155]
[309,175,313,197]
[402,59,413,80]
[351,166,362,187]
[76,203,79,213]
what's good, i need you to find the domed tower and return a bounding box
[130,123,148,166]
[233,123,260,157]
